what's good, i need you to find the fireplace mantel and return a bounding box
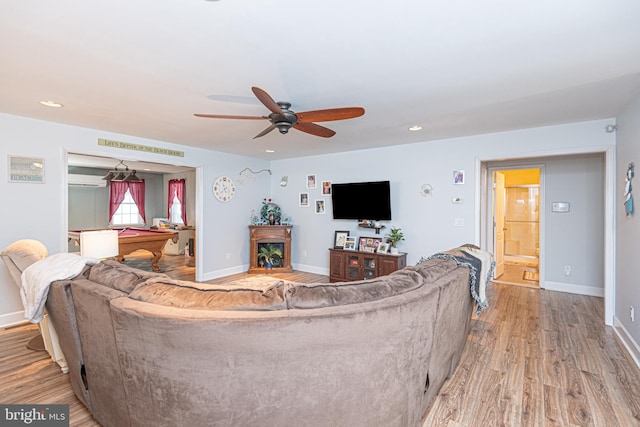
[248,225,293,274]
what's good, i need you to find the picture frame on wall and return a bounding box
[343,236,357,251]
[306,174,317,189]
[453,170,465,185]
[299,192,309,207]
[8,156,45,183]
[334,230,349,249]
[322,181,332,195]
[315,199,326,214]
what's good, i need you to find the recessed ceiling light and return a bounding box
[265,149,275,153]
[408,125,422,131]
[40,100,63,108]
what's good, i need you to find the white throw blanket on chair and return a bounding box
[21,253,98,323]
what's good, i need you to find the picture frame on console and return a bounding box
[359,237,382,253]
[377,242,390,253]
[343,237,357,250]
[334,231,349,249]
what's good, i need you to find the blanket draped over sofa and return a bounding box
[1,242,492,427]
[423,245,494,314]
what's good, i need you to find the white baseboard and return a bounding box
[0,310,28,329]
[292,263,329,276]
[542,281,604,297]
[613,316,640,370]
[200,264,250,282]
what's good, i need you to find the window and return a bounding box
[169,193,184,224]
[109,181,146,226]
[111,189,144,226]
[168,179,187,225]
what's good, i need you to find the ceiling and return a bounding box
[2,1,640,161]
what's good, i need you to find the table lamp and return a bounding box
[80,230,119,259]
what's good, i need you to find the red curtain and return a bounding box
[128,181,146,223]
[168,179,187,225]
[109,181,129,223]
[109,180,146,224]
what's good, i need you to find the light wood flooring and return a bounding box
[2,253,639,426]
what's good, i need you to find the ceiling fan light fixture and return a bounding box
[101,171,115,181]
[122,170,142,182]
[112,171,127,181]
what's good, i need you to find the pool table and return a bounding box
[69,228,178,271]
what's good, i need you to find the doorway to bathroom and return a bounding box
[492,167,540,287]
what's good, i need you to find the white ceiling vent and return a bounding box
[68,174,107,188]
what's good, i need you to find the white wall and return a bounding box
[0,113,270,326]
[271,119,615,280]
[615,95,640,362]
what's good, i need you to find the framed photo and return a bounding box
[281,216,292,225]
[358,236,382,252]
[315,199,326,214]
[334,231,349,249]
[8,156,45,183]
[306,174,317,189]
[299,192,309,207]
[453,170,465,185]
[322,180,332,195]
[377,242,390,254]
[343,236,357,251]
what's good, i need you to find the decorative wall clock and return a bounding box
[213,176,235,202]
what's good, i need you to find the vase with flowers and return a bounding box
[261,198,282,225]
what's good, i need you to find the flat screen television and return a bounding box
[331,180,391,220]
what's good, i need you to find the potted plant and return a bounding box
[385,227,405,254]
[257,244,283,269]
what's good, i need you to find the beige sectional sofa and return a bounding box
[4,244,480,427]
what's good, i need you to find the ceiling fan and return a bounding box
[195,87,365,139]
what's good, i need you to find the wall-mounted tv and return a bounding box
[331,180,391,220]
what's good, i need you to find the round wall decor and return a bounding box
[213,176,235,202]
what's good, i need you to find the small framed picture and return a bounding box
[322,181,332,195]
[306,174,317,189]
[343,237,357,251]
[299,192,309,207]
[334,231,349,249]
[453,170,465,185]
[377,242,390,254]
[315,199,326,214]
[8,156,45,183]
[359,237,382,252]
[281,216,292,225]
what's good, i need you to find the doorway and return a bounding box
[491,168,541,287]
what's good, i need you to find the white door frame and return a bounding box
[475,145,615,326]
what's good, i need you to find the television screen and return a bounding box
[331,180,391,220]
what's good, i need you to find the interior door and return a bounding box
[494,171,505,278]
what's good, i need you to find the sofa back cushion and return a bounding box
[285,269,424,309]
[404,257,459,284]
[129,278,288,311]
[87,260,169,294]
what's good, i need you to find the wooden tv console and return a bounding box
[329,248,407,283]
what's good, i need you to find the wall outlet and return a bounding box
[303,250,308,258]
[564,265,571,276]
[631,306,635,322]
[454,218,464,227]
[226,252,231,260]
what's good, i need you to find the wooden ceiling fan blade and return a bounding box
[253,124,277,139]
[293,122,336,138]
[251,87,285,116]
[194,113,266,120]
[296,107,365,123]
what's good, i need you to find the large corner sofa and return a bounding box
[2,242,481,427]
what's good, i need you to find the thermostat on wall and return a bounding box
[552,202,570,212]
